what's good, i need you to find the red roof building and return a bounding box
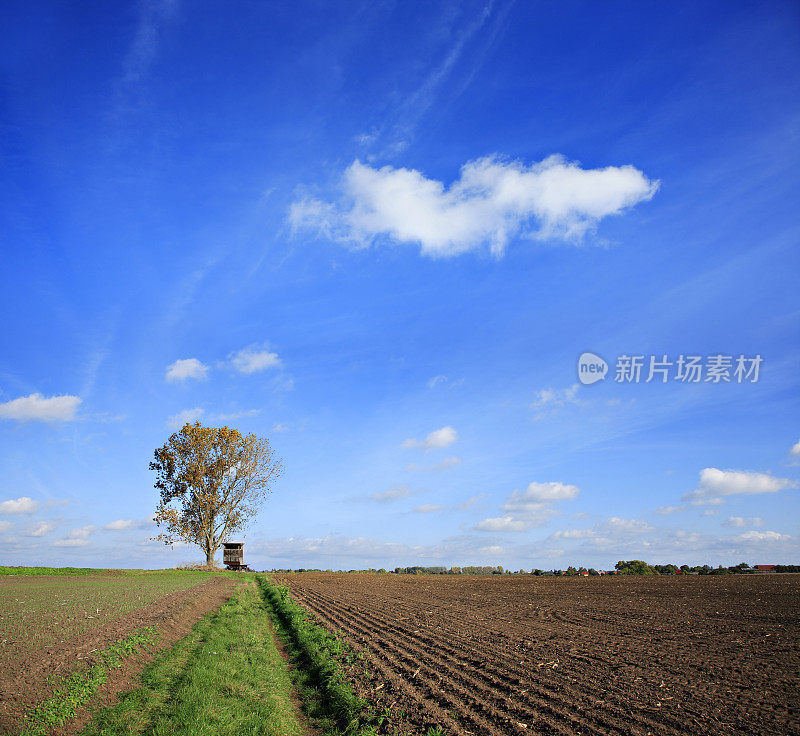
[755,564,776,572]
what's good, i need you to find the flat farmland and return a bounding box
[276,572,800,736]
[0,570,234,733]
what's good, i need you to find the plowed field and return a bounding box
[276,572,799,736]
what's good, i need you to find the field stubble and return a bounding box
[276,572,800,736]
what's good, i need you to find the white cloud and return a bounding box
[472,515,532,532]
[26,520,56,537]
[474,481,578,532]
[0,521,12,533]
[289,155,659,257]
[53,525,95,547]
[165,358,208,382]
[413,494,483,514]
[549,517,653,546]
[103,517,155,531]
[506,482,580,506]
[166,407,204,429]
[722,516,765,528]
[552,528,596,540]
[370,484,416,503]
[402,426,458,451]
[405,456,462,473]
[211,409,262,422]
[735,531,791,543]
[601,517,654,534]
[0,393,81,422]
[790,439,800,458]
[530,384,580,418]
[230,346,281,374]
[427,375,464,389]
[414,504,446,514]
[682,468,797,505]
[654,505,686,515]
[0,496,40,515]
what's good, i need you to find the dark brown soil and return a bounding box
[275,572,800,736]
[0,576,234,735]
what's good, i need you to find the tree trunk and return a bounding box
[206,549,214,567]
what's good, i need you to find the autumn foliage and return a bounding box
[150,422,282,565]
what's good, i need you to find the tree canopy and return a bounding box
[150,422,282,565]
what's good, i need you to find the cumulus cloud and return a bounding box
[682,468,797,505]
[289,155,659,257]
[165,358,208,382]
[790,438,800,459]
[166,407,204,429]
[0,496,40,515]
[370,484,417,503]
[229,346,281,374]
[0,393,81,422]
[402,426,458,451]
[26,520,56,537]
[53,525,95,547]
[474,481,578,532]
[722,516,765,528]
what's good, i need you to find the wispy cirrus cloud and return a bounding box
[405,456,461,473]
[290,156,658,257]
[370,484,417,503]
[413,494,483,514]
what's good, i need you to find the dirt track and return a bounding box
[276,572,800,736]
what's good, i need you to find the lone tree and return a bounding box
[150,422,282,566]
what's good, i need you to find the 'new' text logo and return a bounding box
[578,352,608,385]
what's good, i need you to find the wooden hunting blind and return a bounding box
[223,541,249,571]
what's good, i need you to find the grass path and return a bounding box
[78,580,308,736]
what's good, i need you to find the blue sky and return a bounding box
[1,0,799,570]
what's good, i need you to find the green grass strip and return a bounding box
[257,575,369,735]
[77,581,306,736]
[22,628,158,736]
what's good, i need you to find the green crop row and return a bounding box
[21,627,158,736]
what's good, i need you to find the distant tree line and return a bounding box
[269,561,800,575]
